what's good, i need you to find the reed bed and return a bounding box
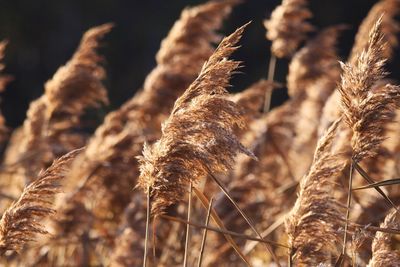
[1,0,400,266]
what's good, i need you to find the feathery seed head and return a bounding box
[137,23,255,215]
[264,0,314,58]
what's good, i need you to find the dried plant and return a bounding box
[285,118,347,265]
[57,0,239,220]
[321,1,400,136]
[137,23,254,214]
[264,0,314,58]
[338,17,400,163]
[0,148,81,253]
[2,1,400,266]
[38,1,238,265]
[367,208,400,266]
[0,41,12,93]
[8,23,111,188]
[192,96,302,265]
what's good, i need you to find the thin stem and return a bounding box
[206,168,281,266]
[143,190,150,267]
[349,222,400,235]
[263,54,276,113]
[159,214,288,248]
[288,248,293,267]
[193,187,252,266]
[183,182,192,267]
[342,161,355,262]
[197,197,214,267]
[244,213,285,255]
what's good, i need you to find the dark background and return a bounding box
[0,0,396,128]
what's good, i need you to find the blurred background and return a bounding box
[0,0,397,128]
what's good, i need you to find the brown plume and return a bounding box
[338,17,400,162]
[320,1,400,136]
[0,148,81,253]
[9,23,111,187]
[285,118,347,265]
[137,23,254,214]
[367,208,400,266]
[0,40,12,93]
[264,0,314,58]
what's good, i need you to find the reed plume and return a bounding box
[320,1,400,136]
[9,23,111,187]
[194,96,301,265]
[0,148,81,253]
[285,118,347,265]
[264,0,314,58]
[338,17,400,163]
[44,23,110,120]
[367,208,400,266]
[137,23,254,214]
[2,2,400,266]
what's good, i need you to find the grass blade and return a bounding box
[159,214,287,248]
[353,178,400,190]
[353,160,400,213]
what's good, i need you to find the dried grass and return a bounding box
[285,119,347,265]
[137,23,254,214]
[0,148,81,253]
[339,17,400,162]
[367,208,400,266]
[264,0,314,58]
[1,1,400,266]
